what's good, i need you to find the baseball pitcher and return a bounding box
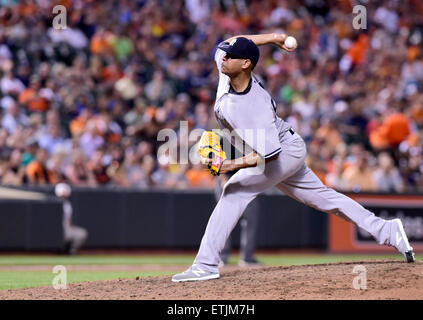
[172,34,415,282]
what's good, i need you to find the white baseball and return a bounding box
[284,36,297,49]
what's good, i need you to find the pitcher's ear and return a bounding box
[242,59,253,71]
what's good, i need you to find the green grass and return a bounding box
[0,254,196,290]
[0,255,196,266]
[0,271,174,290]
[1,253,420,266]
[0,253,420,290]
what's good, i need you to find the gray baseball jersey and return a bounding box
[214,46,291,161]
[192,43,401,273]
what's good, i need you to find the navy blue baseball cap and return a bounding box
[218,37,260,68]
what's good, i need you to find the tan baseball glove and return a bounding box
[198,130,227,176]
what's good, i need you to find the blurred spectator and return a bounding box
[342,152,377,192]
[341,100,369,147]
[65,149,97,187]
[18,76,49,112]
[286,111,311,141]
[38,124,68,155]
[315,117,343,152]
[370,108,411,150]
[373,152,404,192]
[305,138,329,184]
[145,70,175,106]
[374,2,399,34]
[193,102,210,130]
[21,140,38,166]
[114,65,141,102]
[47,152,67,185]
[79,119,105,158]
[185,0,211,24]
[1,70,25,95]
[1,148,26,185]
[87,149,110,185]
[152,151,189,189]
[25,147,51,185]
[0,0,421,193]
[117,147,145,188]
[325,158,348,191]
[1,97,29,134]
[69,108,92,137]
[140,153,155,187]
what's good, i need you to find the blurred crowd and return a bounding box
[0,0,422,193]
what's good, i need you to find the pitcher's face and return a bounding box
[221,53,250,76]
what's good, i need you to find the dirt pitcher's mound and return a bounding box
[1,260,422,300]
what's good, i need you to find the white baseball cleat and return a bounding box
[390,218,415,263]
[172,265,220,282]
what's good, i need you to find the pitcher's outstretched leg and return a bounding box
[277,164,415,263]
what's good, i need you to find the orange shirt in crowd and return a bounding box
[347,34,368,65]
[106,133,122,144]
[25,161,56,184]
[101,65,123,82]
[90,35,111,55]
[69,116,87,137]
[18,89,49,112]
[18,1,36,17]
[370,113,411,149]
[384,113,411,144]
[185,167,215,188]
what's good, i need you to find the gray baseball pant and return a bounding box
[216,182,261,263]
[193,132,391,273]
[64,225,88,252]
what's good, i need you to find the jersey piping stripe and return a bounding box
[264,147,281,159]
